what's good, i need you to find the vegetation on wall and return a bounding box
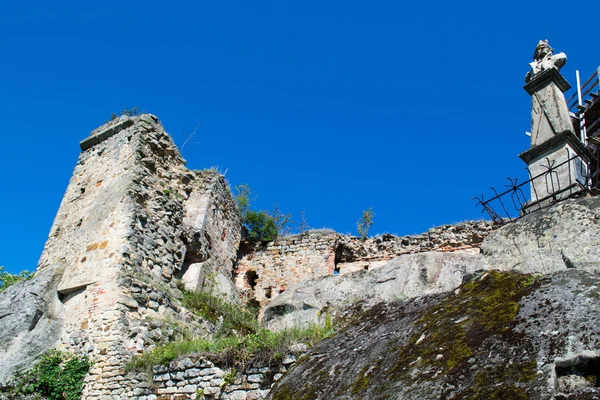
[297,210,310,233]
[234,184,291,242]
[127,288,335,374]
[127,316,334,374]
[110,107,142,121]
[4,349,90,400]
[357,208,375,239]
[0,266,33,292]
[182,289,258,337]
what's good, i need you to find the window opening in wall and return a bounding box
[265,287,272,299]
[334,243,355,276]
[246,270,258,290]
[363,265,369,271]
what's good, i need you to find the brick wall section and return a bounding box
[235,230,338,308]
[236,221,495,308]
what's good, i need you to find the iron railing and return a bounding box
[567,67,600,112]
[473,148,591,225]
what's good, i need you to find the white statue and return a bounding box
[525,40,567,83]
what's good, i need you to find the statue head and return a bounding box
[533,40,553,62]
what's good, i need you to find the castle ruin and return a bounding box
[0,40,599,400]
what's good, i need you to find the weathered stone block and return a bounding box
[184,368,202,378]
[247,374,264,383]
[182,384,198,393]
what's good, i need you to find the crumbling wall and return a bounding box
[181,173,242,303]
[2,115,243,399]
[235,230,338,308]
[235,221,495,308]
[151,354,300,399]
[334,221,494,274]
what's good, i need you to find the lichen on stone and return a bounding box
[390,270,538,381]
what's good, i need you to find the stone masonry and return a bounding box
[150,353,301,400]
[181,173,242,303]
[235,221,495,311]
[1,115,243,399]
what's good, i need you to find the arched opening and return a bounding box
[334,243,356,275]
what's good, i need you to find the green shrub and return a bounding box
[11,349,90,400]
[234,184,252,218]
[0,266,33,292]
[234,184,288,242]
[244,211,279,242]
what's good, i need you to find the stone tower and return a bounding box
[0,114,242,398]
[520,40,589,208]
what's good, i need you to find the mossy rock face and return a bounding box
[267,269,600,400]
[390,270,537,383]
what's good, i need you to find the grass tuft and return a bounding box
[182,289,259,337]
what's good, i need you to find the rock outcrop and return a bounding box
[0,264,64,384]
[268,269,600,400]
[263,251,483,331]
[481,196,600,272]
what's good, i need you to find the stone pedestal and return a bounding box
[520,131,589,207]
[524,68,572,147]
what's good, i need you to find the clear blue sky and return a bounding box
[1,1,598,274]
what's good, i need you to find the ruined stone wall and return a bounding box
[181,173,242,303]
[150,354,299,400]
[235,230,338,308]
[13,115,243,399]
[236,221,495,307]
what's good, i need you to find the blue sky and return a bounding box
[1,1,598,274]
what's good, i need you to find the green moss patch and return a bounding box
[271,367,332,400]
[459,361,537,399]
[351,366,370,395]
[390,270,538,381]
